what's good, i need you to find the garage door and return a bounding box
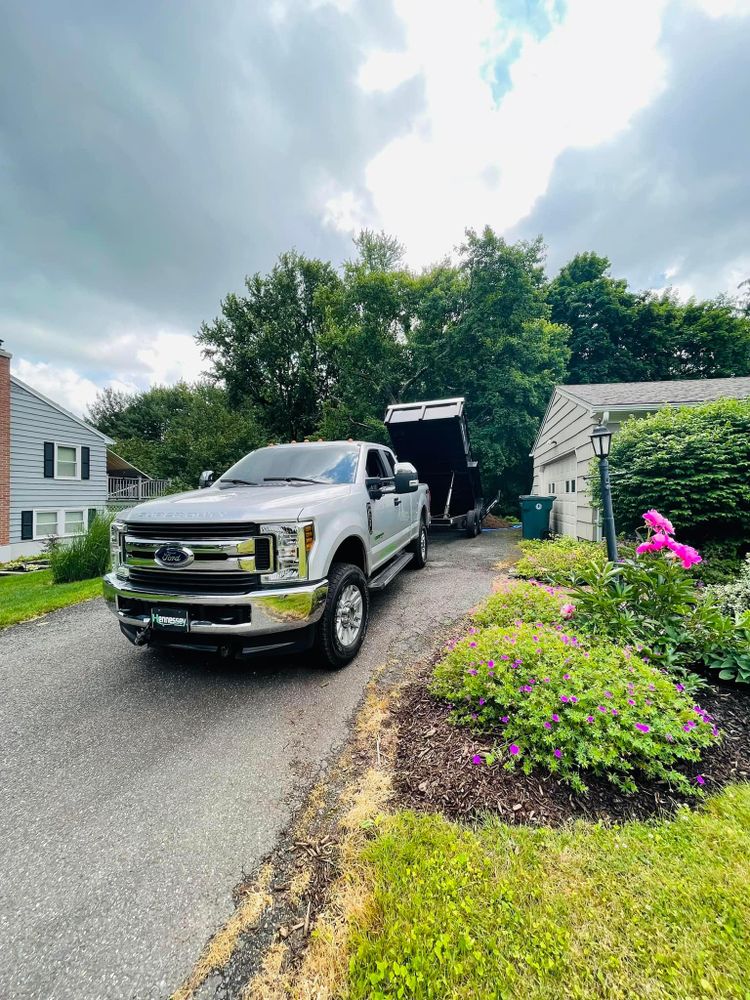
[541,453,577,537]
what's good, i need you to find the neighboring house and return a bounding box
[0,345,114,561]
[530,376,750,541]
[107,451,169,503]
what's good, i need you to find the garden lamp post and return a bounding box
[590,424,618,562]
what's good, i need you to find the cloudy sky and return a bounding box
[3,0,749,414]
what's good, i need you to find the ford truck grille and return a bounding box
[123,522,261,541]
[127,568,259,595]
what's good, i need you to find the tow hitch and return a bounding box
[134,624,153,646]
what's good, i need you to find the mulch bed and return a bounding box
[392,671,750,826]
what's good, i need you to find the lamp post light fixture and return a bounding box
[590,424,618,562]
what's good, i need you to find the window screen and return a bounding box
[36,511,58,536]
[64,510,85,534]
[56,446,78,478]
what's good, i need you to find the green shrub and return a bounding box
[514,536,608,584]
[432,622,717,794]
[472,580,568,629]
[49,513,113,583]
[601,398,750,547]
[693,540,745,585]
[707,555,750,618]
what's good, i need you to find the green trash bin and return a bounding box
[518,494,556,540]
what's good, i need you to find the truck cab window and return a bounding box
[366,449,387,478]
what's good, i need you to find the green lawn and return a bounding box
[0,569,102,629]
[348,785,750,1000]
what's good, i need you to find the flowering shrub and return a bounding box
[432,622,717,794]
[472,580,568,629]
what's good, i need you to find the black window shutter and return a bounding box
[21,511,33,540]
[88,508,97,528]
[81,446,90,480]
[43,442,54,478]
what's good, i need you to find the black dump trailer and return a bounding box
[384,397,485,537]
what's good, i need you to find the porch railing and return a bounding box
[107,476,170,501]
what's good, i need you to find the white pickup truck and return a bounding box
[103,441,430,667]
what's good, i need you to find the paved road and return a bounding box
[0,530,516,999]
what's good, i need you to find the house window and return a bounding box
[34,511,59,539]
[33,509,87,539]
[549,482,555,494]
[55,444,80,479]
[570,479,576,493]
[64,510,85,534]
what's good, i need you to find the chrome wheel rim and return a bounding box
[420,529,427,559]
[335,583,364,647]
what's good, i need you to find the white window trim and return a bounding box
[54,442,81,481]
[33,508,87,539]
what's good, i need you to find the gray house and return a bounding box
[0,345,114,562]
[530,376,750,541]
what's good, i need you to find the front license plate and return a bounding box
[151,606,189,631]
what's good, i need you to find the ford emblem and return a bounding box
[154,544,195,569]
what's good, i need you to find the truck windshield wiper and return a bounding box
[263,476,326,485]
[219,478,258,486]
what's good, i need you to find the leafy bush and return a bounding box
[707,555,750,618]
[49,513,113,583]
[693,540,745,585]
[472,580,569,629]
[514,536,608,584]
[602,398,750,547]
[432,622,717,794]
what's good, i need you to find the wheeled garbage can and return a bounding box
[518,495,556,540]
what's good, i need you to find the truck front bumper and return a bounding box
[102,572,328,637]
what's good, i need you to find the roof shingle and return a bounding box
[561,376,750,408]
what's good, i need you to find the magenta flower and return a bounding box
[501,715,509,723]
[469,641,477,648]
[635,723,650,733]
[560,695,569,703]
[553,748,562,759]
[509,744,520,756]
[586,715,595,723]
[603,691,613,698]
[551,713,560,722]
[543,721,552,729]
[487,660,495,668]
[570,696,578,704]
[472,754,483,765]
[479,698,486,706]
[695,774,705,786]
[598,705,606,712]
[643,509,675,535]
[560,602,575,619]
[468,669,478,676]
[628,699,636,706]
[563,673,571,680]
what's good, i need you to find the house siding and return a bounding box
[8,380,108,557]
[530,390,601,541]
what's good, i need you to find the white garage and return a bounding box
[540,453,577,536]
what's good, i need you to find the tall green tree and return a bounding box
[409,229,570,502]
[549,252,750,383]
[197,250,342,440]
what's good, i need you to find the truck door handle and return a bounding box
[394,498,401,506]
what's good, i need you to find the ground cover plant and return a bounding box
[0,570,102,629]
[432,621,716,795]
[513,536,607,584]
[347,785,750,1000]
[472,579,568,629]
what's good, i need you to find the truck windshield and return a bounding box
[219,444,360,486]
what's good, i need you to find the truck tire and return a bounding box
[408,518,428,569]
[315,562,370,669]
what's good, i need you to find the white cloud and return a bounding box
[13,330,205,416]
[325,0,671,266]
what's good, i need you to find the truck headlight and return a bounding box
[110,521,127,576]
[260,521,314,582]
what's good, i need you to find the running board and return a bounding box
[369,551,413,591]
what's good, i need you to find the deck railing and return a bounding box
[107,476,170,501]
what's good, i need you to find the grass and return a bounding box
[0,569,102,628]
[347,785,750,1000]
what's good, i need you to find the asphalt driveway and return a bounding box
[0,529,517,1000]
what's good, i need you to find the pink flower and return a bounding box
[501,716,509,723]
[643,509,675,535]
[560,602,575,619]
[544,721,552,729]
[636,541,657,554]
[472,754,483,765]
[509,744,520,756]
[551,714,560,722]
[666,539,702,569]
[635,723,650,733]
[695,774,705,786]
[553,748,562,759]
[586,716,595,723]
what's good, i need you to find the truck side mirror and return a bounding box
[394,462,419,494]
[198,470,215,489]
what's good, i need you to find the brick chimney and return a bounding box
[0,343,11,548]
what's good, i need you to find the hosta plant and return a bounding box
[432,622,718,795]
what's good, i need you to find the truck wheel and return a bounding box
[409,519,428,569]
[315,562,369,669]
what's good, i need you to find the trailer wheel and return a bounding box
[466,510,480,537]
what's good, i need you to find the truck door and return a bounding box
[365,448,401,569]
[381,448,413,549]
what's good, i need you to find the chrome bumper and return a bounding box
[102,572,328,636]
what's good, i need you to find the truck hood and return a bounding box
[120,483,354,525]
